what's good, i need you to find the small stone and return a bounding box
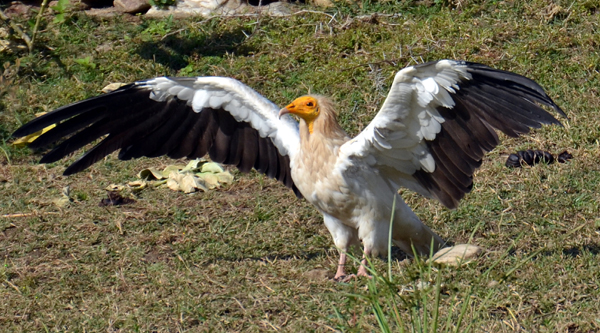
[3,2,32,18]
[487,280,499,288]
[114,0,151,14]
[84,7,120,17]
[429,244,483,266]
[310,0,333,7]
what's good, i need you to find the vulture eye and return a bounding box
[306,102,314,107]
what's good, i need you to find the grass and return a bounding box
[1,0,599,331]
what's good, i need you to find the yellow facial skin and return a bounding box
[279,96,320,133]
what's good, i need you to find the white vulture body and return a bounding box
[13,60,566,280]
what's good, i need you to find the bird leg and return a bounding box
[334,248,373,282]
[334,252,348,280]
[356,247,372,278]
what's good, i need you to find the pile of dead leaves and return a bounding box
[108,159,234,194]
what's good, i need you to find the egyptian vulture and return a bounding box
[13,60,565,280]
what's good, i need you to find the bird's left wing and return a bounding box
[340,60,566,208]
[13,77,301,195]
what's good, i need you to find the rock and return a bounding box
[84,7,120,17]
[115,0,151,13]
[429,244,483,266]
[3,2,33,18]
[310,0,333,7]
[146,0,292,18]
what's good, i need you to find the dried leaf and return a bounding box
[197,172,220,189]
[138,167,165,180]
[180,173,199,193]
[101,82,127,93]
[162,165,185,177]
[216,172,234,184]
[167,172,184,191]
[52,196,71,208]
[166,178,181,191]
[181,158,206,172]
[135,160,233,194]
[127,180,147,191]
[201,162,224,174]
[106,184,125,191]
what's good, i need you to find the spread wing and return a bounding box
[13,77,302,196]
[340,60,566,208]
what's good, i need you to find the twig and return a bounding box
[160,27,186,40]
[5,280,22,294]
[2,212,61,218]
[30,0,50,52]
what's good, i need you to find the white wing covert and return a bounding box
[340,60,566,208]
[13,76,302,195]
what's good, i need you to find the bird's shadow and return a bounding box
[200,245,417,267]
[200,249,330,266]
[136,27,256,72]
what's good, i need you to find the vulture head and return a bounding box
[279,95,341,136]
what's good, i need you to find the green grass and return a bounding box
[1,0,600,331]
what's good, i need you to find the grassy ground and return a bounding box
[1,0,599,331]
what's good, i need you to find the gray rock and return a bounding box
[145,0,292,18]
[429,244,483,266]
[114,0,151,13]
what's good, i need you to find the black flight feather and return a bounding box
[12,82,301,197]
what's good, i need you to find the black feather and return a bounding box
[413,61,566,208]
[12,82,300,195]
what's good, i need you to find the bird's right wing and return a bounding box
[340,60,566,208]
[13,77,302,196]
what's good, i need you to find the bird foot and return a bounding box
[333,270,372,282]
[356,265,372,279]
[334,274,358,282]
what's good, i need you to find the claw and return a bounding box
[334,274,357,283]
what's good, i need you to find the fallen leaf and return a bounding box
[135,159,233,193]
[106,184,125,191]
[201,162,224,173]
[127,180,147,191]
[181,159,205,172]
[101,82,127,93]
[216,172,234,184]
[196,172,219,189]
[138,167,165,180]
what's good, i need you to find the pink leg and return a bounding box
[356,248,372,278]
[334,252,348,280]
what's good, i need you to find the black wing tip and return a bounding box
[11,83,141,139]
[415,60,567,122]
[461,60,568,123]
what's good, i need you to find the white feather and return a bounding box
[139,76,300,158]
[191,89,210,111]
[340,60,469,198]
